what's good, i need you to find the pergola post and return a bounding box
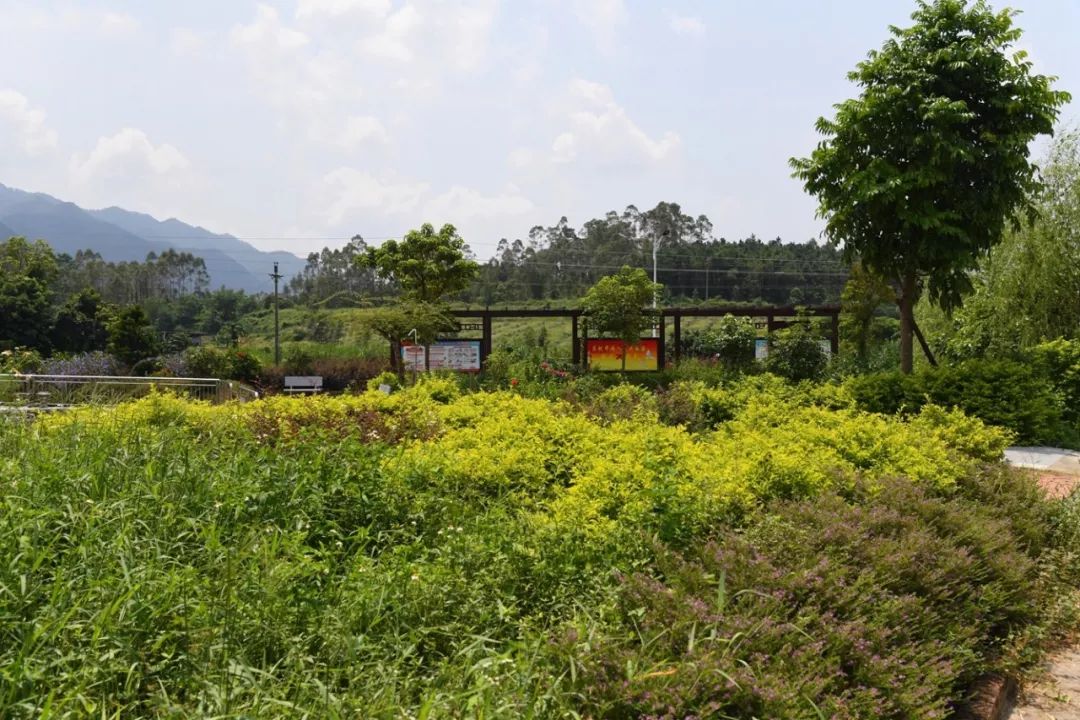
[571,314,580,366]
[672,313,682,366]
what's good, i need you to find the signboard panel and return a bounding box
[755,339,769,361]
[401,340,482,372]
[429,340,482,371]
[401,343,426,372]
[587,338,659,372]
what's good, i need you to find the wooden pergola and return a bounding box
[451,305,842,369]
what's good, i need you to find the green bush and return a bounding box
[849,359,1066,445]
[572,471,1066,719]
[679,315,756,369]
[0,347,43,373]
[184,345,228,378]
[367,370,403,392]
[1028,338,1080,433]
[283,346,314,375]
[766,322,829,382]
[184,345,262,383]
[227,349,262,383]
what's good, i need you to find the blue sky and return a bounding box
[0,0,1076,259]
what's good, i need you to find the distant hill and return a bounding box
[88,206,307,283]
[0,220,13,239]
[0,183,305,293]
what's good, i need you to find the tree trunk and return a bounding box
[390,338,404,382]
[898,271,917,374]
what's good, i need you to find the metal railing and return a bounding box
[0,374,259,408]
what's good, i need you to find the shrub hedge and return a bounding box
[847,359,1068,446]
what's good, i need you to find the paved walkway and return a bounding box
[1008,649,1080,719]
[1005,448,1080,718]
[1005,447,1080,476]
[1006,447,1080,499]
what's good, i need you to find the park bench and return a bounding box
[283,376,323,395]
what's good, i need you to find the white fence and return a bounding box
[0,374,259,407]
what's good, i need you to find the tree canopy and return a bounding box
[0,237,58,351]
[791,0,1069,371]
[360,223,479,304]
[582,266,661,370]
[934,129,1080,357]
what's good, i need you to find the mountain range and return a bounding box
[0,183,306,292]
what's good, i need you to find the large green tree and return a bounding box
[361,223,479,304]
[106,306,160,368]
[51,289,110,354]
[791,0,1069,372]
[581,266,661,371]
[0,237,58,351]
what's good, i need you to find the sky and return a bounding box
[1,0,1077,260]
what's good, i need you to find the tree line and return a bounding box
[0,239,260,359]
[286,202,850,308]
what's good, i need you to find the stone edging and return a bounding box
[957,674,1018,720]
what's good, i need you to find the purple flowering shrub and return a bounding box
[566,471,1057,719]
[41,351,123,376]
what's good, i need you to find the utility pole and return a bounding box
[270,262,282,366]
[652,229,669,337]
[705,257,710,301]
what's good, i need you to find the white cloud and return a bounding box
[332,115,390,149]
[70,128,189,185]
[0,90,59,156]
[170,27,212,57]
[318,168,429,225]
[296,0,392,20]
[231,6,351,114]
[361,4,423,62]
[551,132,577,163]
[314,168,534,239]
[572,0,625,54]
[668,14,705,37]
[508,146,536,169]
[62,129,205,223]
[424,184,534,220]
[447,0,499,71]
[100,12,139,35]
[8,7,141,35]
[231,4,308,54]
[552,79,681,164]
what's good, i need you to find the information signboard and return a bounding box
[429,340,482,371]
[401,343,426,372]
[587,338,660,372]
[401,340,482,372]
